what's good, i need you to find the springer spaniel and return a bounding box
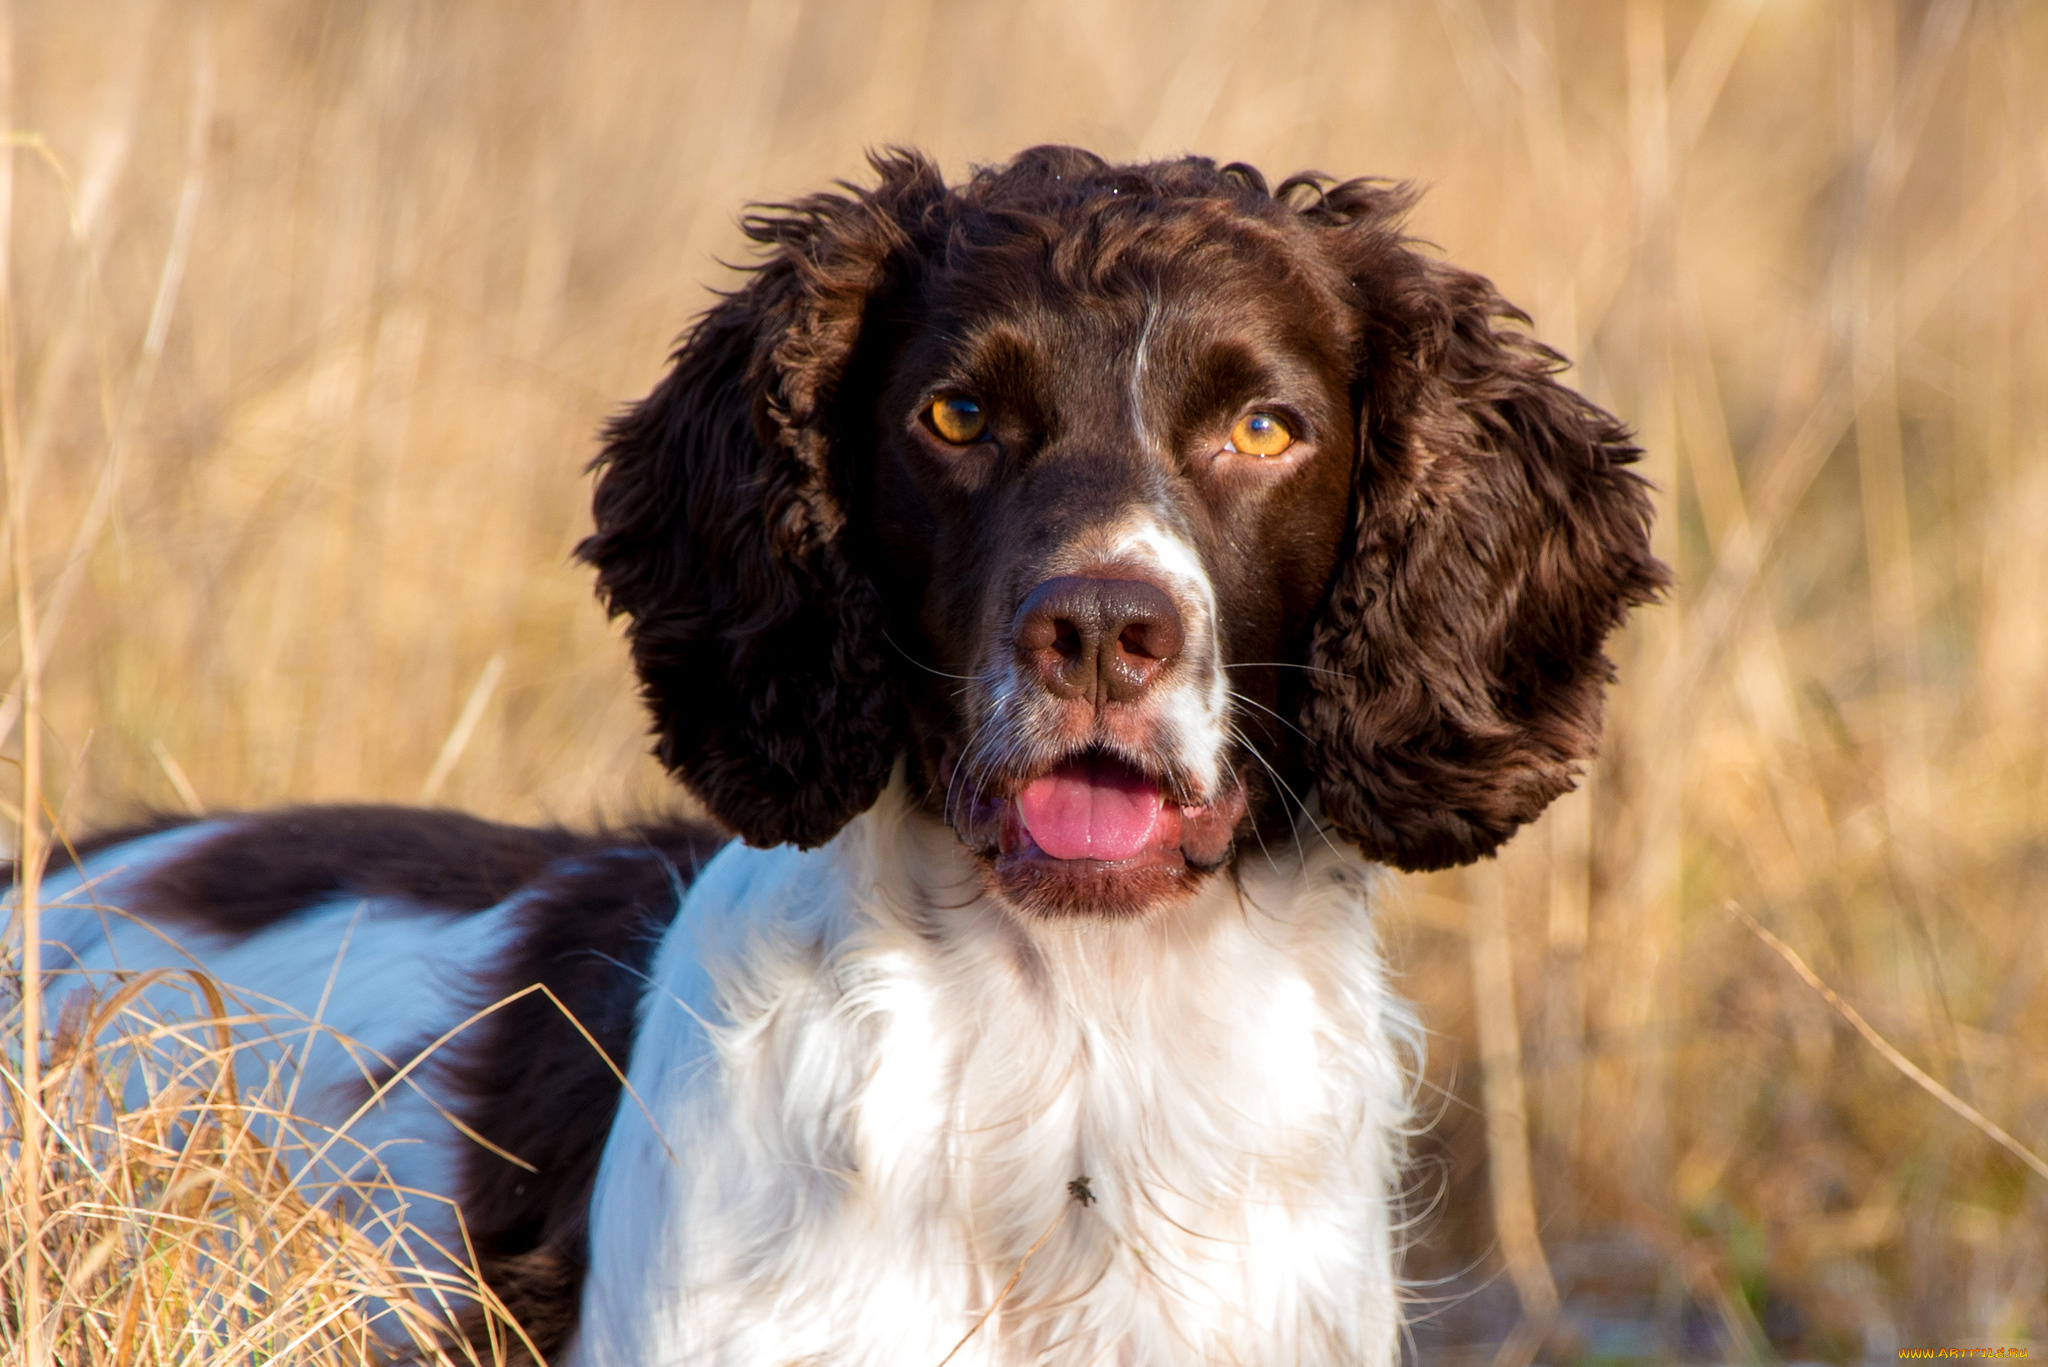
[32,147,1664,1365]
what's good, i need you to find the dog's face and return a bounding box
[581,147,1665,918]
[861,213,1360,914]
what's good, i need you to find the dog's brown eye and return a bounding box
[1228,412,1294,458]
[928,396,988,445]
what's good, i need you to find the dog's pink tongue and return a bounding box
[1015,755,1165,861]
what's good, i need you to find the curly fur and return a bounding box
[586,146,1664,868]
[1296,177,1667,868]
[580,156,950,848]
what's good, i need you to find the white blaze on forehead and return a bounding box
[1128,292,1159,454]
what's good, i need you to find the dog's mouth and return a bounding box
[945,747,1247,917]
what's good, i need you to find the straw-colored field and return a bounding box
[5,0,2045,1360]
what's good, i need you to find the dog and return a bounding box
[30,146,1664,1365]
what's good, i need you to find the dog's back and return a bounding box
[30,807,722,1351]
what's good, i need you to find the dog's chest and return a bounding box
[842,947,1378,1363]
[576,810,1410,1366]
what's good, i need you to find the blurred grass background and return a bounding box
[4,0,2045,1359]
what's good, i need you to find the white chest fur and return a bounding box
[572,786,1418,1367]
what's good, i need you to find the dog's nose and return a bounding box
[1014,576,1185,705]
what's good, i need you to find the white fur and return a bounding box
[569,779,1418,1367]
[30,825,526,1288]
[1129,293,1159,456]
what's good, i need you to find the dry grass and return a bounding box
[1,958,526,1365]
[4,0,2046,1359]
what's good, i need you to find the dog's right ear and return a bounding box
[1290,178,1668,872]
[578,152,947,849]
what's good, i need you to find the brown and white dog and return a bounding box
[33,147,1664,1365]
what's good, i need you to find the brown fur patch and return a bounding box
[447,822,727,1363]
[15,812,204,884]
[128,805,591,937]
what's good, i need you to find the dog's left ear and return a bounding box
[1298,186,1669,872]
[579,152,944,849]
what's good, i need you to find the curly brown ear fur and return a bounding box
[578,151,945,848]
[1296,181,1668,872]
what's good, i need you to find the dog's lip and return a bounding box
[944,746,1248,874]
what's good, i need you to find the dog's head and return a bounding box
[580,147,1666,917]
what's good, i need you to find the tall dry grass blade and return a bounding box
[1617,0,1681,1225]
[1468,862,1559,1367]
[108,970,238,1366]
[1730,903,2048,1186]
[420,653,507,804]
[0,1,53,1360]
[148,740,202,816]
[0,35,212,759]
[934,1187,1087,1367]
[1538,783,1588,1215]
[13,0,150,487]
[1850,4,1931,876]
[279,974,681,1205]
[1665,0,1763,157]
